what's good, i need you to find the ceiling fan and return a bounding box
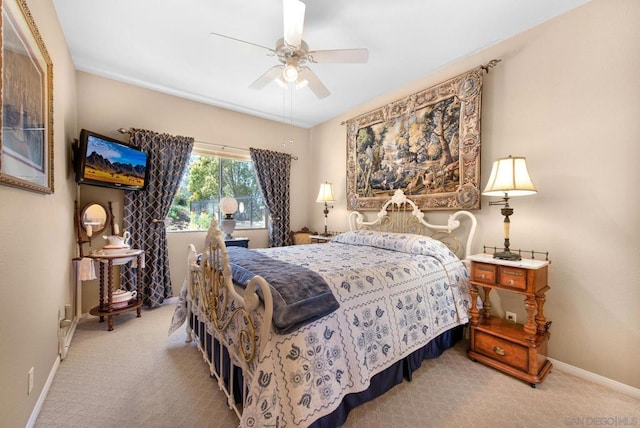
[210,0,369,99]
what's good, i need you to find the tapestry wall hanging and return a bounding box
[345,65,490,211]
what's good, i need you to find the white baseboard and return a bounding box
[26,355,60,428]
[58,316,79,360]
[549,357,640,400]
[28,314,83,427]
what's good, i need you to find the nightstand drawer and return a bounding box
[499,267,527,290]
[474,331,528,372]
[471,263,497,284]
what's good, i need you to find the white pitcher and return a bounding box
[103,231,131,247]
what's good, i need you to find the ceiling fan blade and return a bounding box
[210,32,274,53]
[299,67,330,99]
[249,65,284,90]
[283,0,305,49]
[307,48,369,64]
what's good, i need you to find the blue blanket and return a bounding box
[226,246,340,334]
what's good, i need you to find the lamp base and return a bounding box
[493,250,522,261]
[220,218,236,240]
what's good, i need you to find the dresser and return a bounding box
[466,254,552,387]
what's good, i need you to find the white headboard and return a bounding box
[349,189,477,259]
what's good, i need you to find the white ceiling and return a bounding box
[52,0,589,128]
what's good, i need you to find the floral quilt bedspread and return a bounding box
[180,230,471,427]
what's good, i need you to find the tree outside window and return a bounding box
[168,153,266,231]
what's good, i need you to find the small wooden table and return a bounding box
[87,249,144,331]
[310,235,333,244]
[466,254,552,386]
[224,237,250,248]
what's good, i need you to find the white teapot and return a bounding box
[103,231,131,248]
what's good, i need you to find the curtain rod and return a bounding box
[339,59,502,126]
[117,128,298,160]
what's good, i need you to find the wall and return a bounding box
[75,72,311,312]
[3,2,636,425]
[309,0,640,389]
[0,1,78,426]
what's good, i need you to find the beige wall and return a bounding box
[309,0,640,388]
[0,1,78,426]
[75,73,311,311]
[3,1,638,425]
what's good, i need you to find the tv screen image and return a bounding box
[76,129,149,190]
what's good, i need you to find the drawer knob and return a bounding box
[493,346,506,356]
[480,274,486,279]
[507,279,515,285]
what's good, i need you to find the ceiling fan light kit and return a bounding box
[282,64,299,82]
[211,0,369,99]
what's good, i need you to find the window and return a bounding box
[168,152,266,231]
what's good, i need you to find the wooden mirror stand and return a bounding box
[75,201,115,257]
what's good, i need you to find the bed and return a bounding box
[169,189,477,427]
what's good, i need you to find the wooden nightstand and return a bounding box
[466,254,552,387]
[224,237,249,248]
[310,235,333,244]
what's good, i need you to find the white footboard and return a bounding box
[184,219,273,419]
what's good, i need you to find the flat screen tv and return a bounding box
[75,129,149,191]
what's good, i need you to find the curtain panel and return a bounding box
[249,148,292,247]
[122,128,194,307]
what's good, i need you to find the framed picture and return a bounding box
[0,0,54,193]
[345,66,484,211]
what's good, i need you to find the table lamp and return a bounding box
[316,182,335,236]
[482,155,537,261]
[219,196,238,239]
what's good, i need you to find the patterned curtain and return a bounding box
[249,148,291,247]
[121,129,194,307]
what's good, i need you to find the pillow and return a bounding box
[332,230,456,259]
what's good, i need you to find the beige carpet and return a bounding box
[36,298,639,428]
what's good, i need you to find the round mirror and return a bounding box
[80,202,110,237]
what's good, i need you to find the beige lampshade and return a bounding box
[316,182,335,203]
[219,196,238,215]
[483,156,537,197]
